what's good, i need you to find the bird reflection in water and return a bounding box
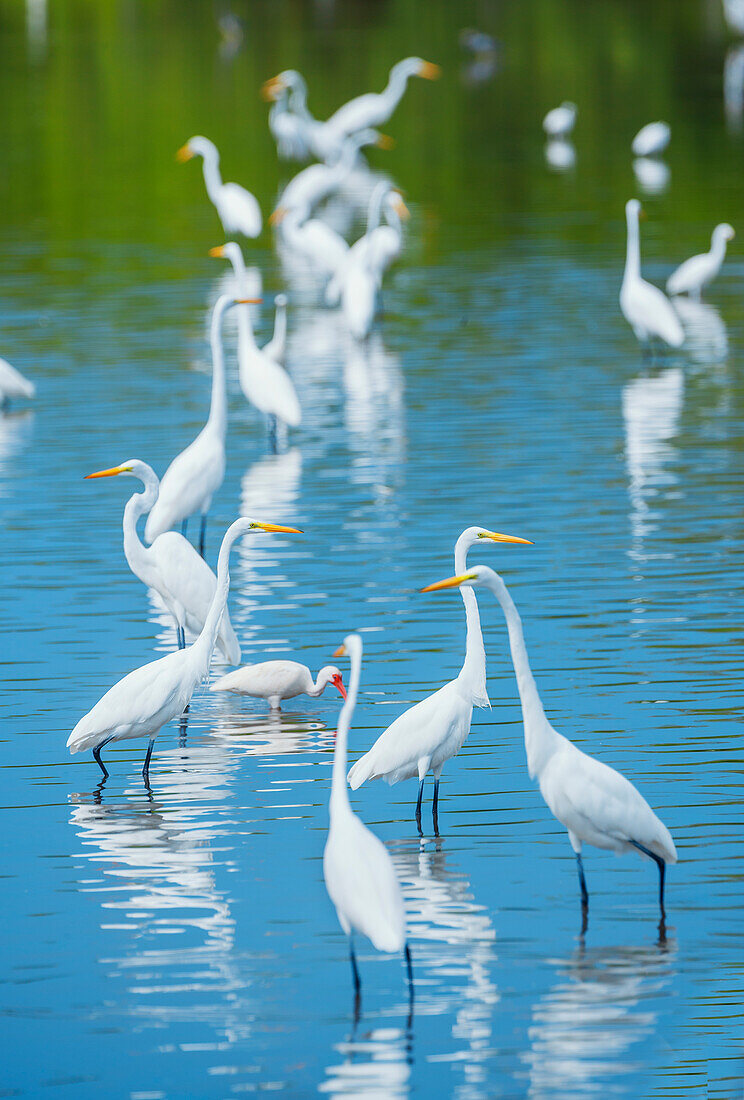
[0,408,34,500]
[521,933,676,1098]
[671,297,729,366]
[343,331,406,505]
[211,708,331,758]
[724,43,744,133]
[320,1015,413,1099]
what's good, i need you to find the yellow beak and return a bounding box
[418,61,442,80]
[420,572,476,593]
[332,643,346,659]
[479,530,533,546]
[261,76,284,102]
[209,245,226,258]
[392,194,409,219]
[176,143,194,163]
[253,522,303,534]
[235,298,263,304]
[269,207,287,226]
[85,465,128,479]
[375,133,396,150]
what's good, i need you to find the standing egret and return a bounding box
[348,528,532,834]
[0,357,34,407]
[211,660,346,710]
[270,129,385,224]
[542,102,577,138]
[145,295,259,556]
[85,459,240,662]
[264,79,312,161]
[209,246,301,444]
[264,294,288,365]
[667,224,735,299]
[620,200,684,349]
[631,122,670,158]
[67,518,302,786]
[177,136,262,238]
[324,633,412,1008]
[323,57,441,138]
[421,566,677,925]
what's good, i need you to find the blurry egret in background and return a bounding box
[667,223,735,299]
[620,200,684,349]
[323,57,441,138]
[542,101,577,138]
[177,136,262,238]
[631,121,670,157]
[0,357,34,407]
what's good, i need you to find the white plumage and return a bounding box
[542,101,577,138]
[0,357,35,405]
[86,459,240,663]
[422,565,677,920]
[667,223,735,299]
[323,57,440,138]
[620,199,684,348]
[211,659,345,710]
[178,136,261,238]
[631,121,670,158]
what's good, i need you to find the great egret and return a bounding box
[0,357,34,407]
[542,102,577,138]
[421,566,677,924]
[85,459,240,662]
[667,223,735,299]
[348,528,532,834]
[145,295,259,556]
[211,660,346,710]
[631,122,670,158]
[67,518,302,786]
[264,79,312,161]
[264,294,288,365]
[323,57,441,138]
[209,246,300,443]
[272,202,351,280]
[177,136,262,238]
[324,633,412,1006]
[271,129,385,224]
[620,200,684,349]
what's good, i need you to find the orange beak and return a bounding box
[418,61,442,80]
[332,643,346,659]
[209,245,226,258]
[235,298,263,304]
[269,207,287,226]
[392,193,409,219]
[261,76,283,102]
[479,530,533,546]
[253,521,302,534]
[85,465,127,479]
[420,572,476,593]
[176,143,194,163]
[375,133,396,150]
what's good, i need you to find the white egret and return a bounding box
[264,79,312,161]
[324,633,412,1005]
[348,528,532,834]
[211,660,346,710]
[667,223,735,299]
[272,202,351,280]
[620,200,684,349]
[264,294,288,365]
[0,357,34,407]
[323,57,441,138]
[177,136,262,238]
[542,102,577,138]
[145,295,258,556]
[67,518,302,785]
[421,566,677,924]
[85,459,240,662]
[631,122,670,158]
[326,182,408,315]
[209,246,301,443]
[271,128,386,223]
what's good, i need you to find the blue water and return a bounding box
[0,3,743,1097]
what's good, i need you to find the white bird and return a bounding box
[0,357,34,407]
[264,294,288,365]
[211,660,346,710]
[145,295,255,556]
[347,528,532,834]
[264,79,312,161]
[620,199,684,349]
[631,122,670,158]
[67,517,302,785]
[85,458,240,663]
[542,102,577,138]
[272,201,351,280]
[323,57,441,138]
[271,128,385,223]
[324,633,412,1003]
[177,136,262,238]
[421,565,677,924]
[666,223,735,299]
[209,245,301,442]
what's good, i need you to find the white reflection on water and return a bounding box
[319,1022,412,1099]
[0,409,33,499]
[622,367,683,552]
[544,140,575,172]
[672,297,729,365]
[343,331,406,500]
[393,838,498,1099]
[212,708,331,759]
[521,937,676,1099]
[724,43,744,132]
[632,157,670,196]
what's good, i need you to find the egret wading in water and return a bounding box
[542,101,577,138]
[667,223,735,299]
[209,245,300,447]
[177,136,262,238]
[67,518,302,786]
[85,459,240,661]
[322,57,441,138]
[620,199,684,350]
[631,121,670,158]
[421,566,677,929]
[145,295,260,557]
[0,357,35,408]
[347,528,532,835]
[211,660,346,710]
[324,634,412,1012]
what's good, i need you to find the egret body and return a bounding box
[211,660,346,710]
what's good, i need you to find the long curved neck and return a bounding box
[455,537,488,705]
[309,671,327,697]
[624,207,641,282]
[483,572,561,779]
[188,526,237,669]
[229,255,257,352]
[201,146,223,204]
[207,300,229,433]
[331,650,360,814]
[271,303,286,353]
[381,66,411,112]
[289,81,312,121]
[711,232,727,261]
[365,189,386,235]
[122,476,158,574]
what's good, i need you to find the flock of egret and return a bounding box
[7,56,705,1007]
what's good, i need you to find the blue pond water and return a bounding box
[0,3,743,1098]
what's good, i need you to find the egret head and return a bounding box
[318,666,347,699]
[626,198,643,220]
[714,222,735,244]
[177,136,216,163]
[393,57,441,81]
[458,526,533,553]
[208,242,248,271]
[387,189,409,220]
[261,70,305,101]
[85,459,153,483]
[274,293,288,308]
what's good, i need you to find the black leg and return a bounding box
[178,713,188,748]
[576,851,589,909]
[142,738,155,787]
[629,840,667,920]
[181,518,188,537]
[92,736,113,779]
[415,778,425,837]
[432,778,440,836]
[268,415,278,454]
[405,942,414,1000]
[199,515,207,559]
[349,939,361,1019]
